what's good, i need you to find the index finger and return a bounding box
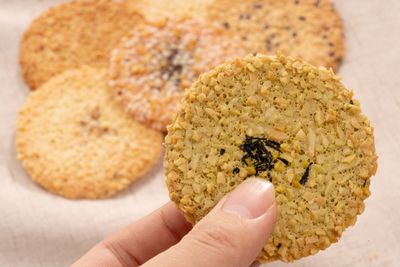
[71,202,192,267]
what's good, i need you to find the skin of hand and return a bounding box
[71,178,277,267]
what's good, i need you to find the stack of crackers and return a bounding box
[15,0,379,264]
[16,0,345,199]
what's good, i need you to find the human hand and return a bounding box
[71,178,277,267]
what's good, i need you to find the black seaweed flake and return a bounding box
[278,157,289,166]
[240,136,278,174]
[239,14,251,20]
[220,148,226,155]
[363,180,367,187]
[222,22,230,30]
[300,162,313,185]
[277,243,282,249]
[174,78,182,86]
[350,99,354,104]
[264,140,281,152]
[265,39,272,51]
[254,3,263,9]
[161,48,184,79]
[268,173,272,182]
[245,136,281,152]
[233,167,240,174]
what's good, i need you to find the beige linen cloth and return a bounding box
[1,1,399,266]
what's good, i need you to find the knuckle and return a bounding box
[100,239,141,267]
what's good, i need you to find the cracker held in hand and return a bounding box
[20,0,143,90]
[207,0,345,70]
[165,54,377,262]
[16,67,163,199]
[109,19,246,132]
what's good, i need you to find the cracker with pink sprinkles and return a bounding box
[108,19,247,132]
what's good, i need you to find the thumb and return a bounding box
[144,178,277,267]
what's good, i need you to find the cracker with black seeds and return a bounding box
[20,0,143,89]
[165,54,377,262]
[207,0,345,70]
[16,67,163,199]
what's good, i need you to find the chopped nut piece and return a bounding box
[341,154,356,163]
[295,129,306,140]
[307,128,316,158]
[247,63,256,72]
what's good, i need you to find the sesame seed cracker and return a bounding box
[109,19,247,132]
[207,0,345,71]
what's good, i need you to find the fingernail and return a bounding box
[222,178,275,219]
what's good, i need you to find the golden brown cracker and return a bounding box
[20,0,143,89]
[207,0,345,70]
[16,67,163,199]
[165,54,377,262]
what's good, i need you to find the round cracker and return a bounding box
[19,0,143,90]
[16,67,163,199]
[207,0,345,71]
[109,18,246,132]
[165,54,377,262]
